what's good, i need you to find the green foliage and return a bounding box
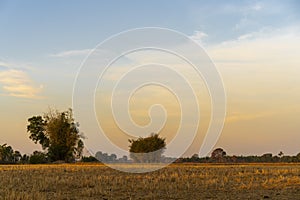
[29,151,48,164]
[178,150,300,163]
[27,108,84,162]
[75,139,84,159]
[0,144,14,163]
[81,156,98,162]
[128,133,166,163]
[0,144,23,164]
[27,116,49,149]
[20,154,30,164]
[13,151,22,163]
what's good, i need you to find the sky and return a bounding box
[0,0,300,157]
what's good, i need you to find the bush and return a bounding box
[29,151,48,164]
[81,156,98,162]
[129,133,166,163]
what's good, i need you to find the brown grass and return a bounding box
[0,163,299,199]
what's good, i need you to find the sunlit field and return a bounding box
[0,163,299,200]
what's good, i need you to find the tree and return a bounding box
[20,154,29,164]
[13,151,22,163]
[27,116,48,149]
[297,153,300,160]
[0,144,14,163]
[190,154,200,162]
[128,133,166,163]
[95,151,104,162]
[81,156,98,162]
[29,151,48,164]
[109,154,117,162]
[261,153,273,162]
[27,108,84,162]
[75,139,84,160]
[121,155,128,162]
[94,151,120,163]
[211,148,226,162]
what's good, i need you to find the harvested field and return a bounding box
[0,163,299,199]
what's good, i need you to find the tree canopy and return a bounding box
[128,133,166,163]
[0,144,22,164]
[27,108,84,162]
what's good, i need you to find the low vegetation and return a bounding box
[0,163,299,199]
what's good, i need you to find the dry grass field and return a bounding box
[0,163,299,200]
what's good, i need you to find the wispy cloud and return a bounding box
[49,49,92,57]
[208,26,300,65]
[251,3,263,11]
[0,66,43,99]
[233,2,266,31]
[190,31,208,45]
[0,61,11,68]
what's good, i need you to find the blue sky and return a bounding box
[0,0,300,156]
[1,0,299,60]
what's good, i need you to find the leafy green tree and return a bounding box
[13,151,22,163]
[129,133,166,163]
[27,108,84,162]
[29,151,48,164]
[20,154,29,164]
[81,156,98,162]
[0,144,14,163]
[27,116,49,149]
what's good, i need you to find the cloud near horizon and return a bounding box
[0,67,43,99]
[49,49,92,58]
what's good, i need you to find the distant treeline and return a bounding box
[1,144,300,164]
[176,148,300,163]
[82,151,130,163]
[176,154,300,163]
